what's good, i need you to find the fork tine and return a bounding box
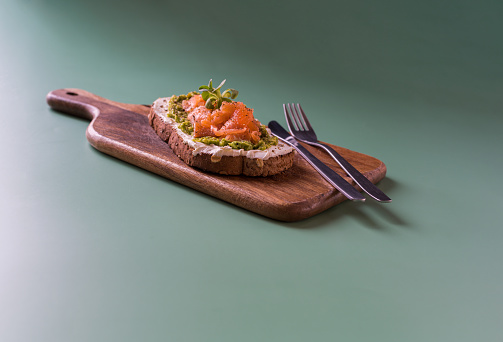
[283,104,296,132]
[285,103,300,132]
[291,103,307,131]
[289,103,304,131]
[297,104,314,132]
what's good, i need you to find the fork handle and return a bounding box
[312,142,392,202]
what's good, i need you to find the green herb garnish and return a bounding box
[198,79,239,109]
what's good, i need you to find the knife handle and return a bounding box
[288,138,366,202]
[314,142,391,202]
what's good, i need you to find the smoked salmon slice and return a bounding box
[182,95,262,143]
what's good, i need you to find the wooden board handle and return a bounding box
[46,88,104,121]
[46,88,151,120]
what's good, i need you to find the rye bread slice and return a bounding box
[148,106,294,176]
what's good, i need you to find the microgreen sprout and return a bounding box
[198,79,239,109]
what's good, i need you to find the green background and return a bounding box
[1,0,502,341]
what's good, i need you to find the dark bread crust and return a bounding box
[149,108,294,176]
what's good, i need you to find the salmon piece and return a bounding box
[182,94,205,112]
[200,101,236,129]
[182,97,262,143]
[213,127,247,137]
[188,106,213,137]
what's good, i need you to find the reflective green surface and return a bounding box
[1,1,502,341]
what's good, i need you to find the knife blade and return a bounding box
[268,121,365,202]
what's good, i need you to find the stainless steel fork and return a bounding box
[284,103,392,203]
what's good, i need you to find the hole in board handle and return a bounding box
[66,92,78,96]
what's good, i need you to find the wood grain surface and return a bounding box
[46,88,387,221]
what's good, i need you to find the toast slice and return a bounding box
[149,96,294,176]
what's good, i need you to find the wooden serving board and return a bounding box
[46,88,387,222]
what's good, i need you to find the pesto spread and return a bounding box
[166,92,278,151]
[166,92,198,135]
